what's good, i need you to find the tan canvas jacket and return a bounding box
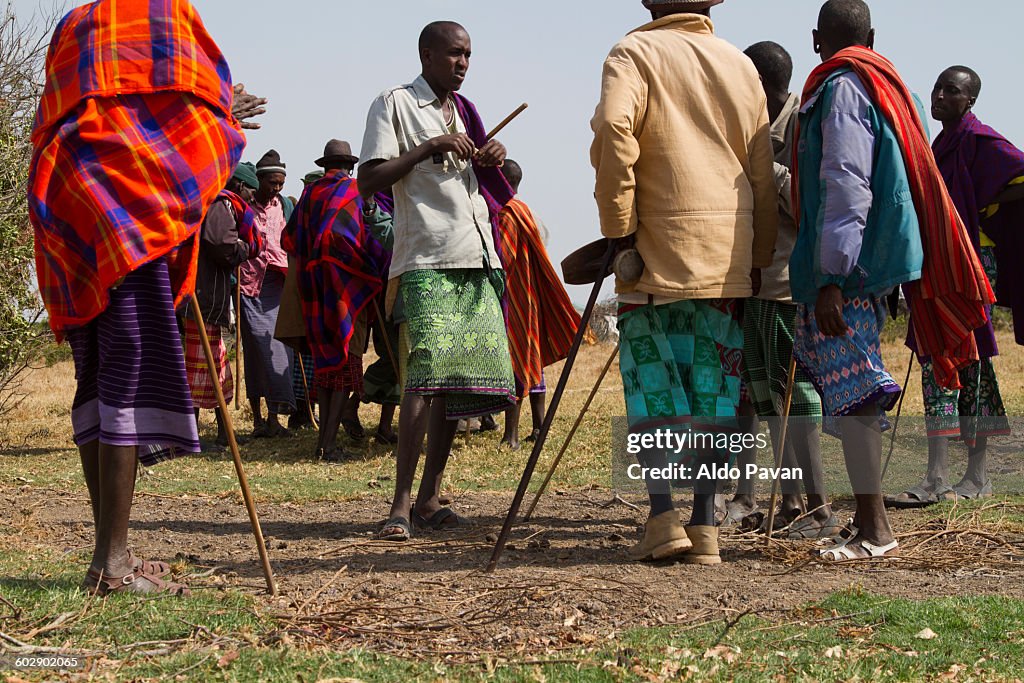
[591,13,778,299]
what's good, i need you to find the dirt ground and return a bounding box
[4,484,1022,657]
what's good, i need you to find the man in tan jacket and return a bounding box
[592,0,777,564]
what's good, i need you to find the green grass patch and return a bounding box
[3,544,1024,683]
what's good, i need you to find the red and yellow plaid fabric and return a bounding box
[29,93,243,340]
[498,200,581,397]
[33,0,235,146]
[183,317,233,409]
[797,47,993,389]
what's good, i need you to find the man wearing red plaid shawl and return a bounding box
[495,160,581,450]
[282,140,387,463]
[790,0,993,561]
[27,0,252,596]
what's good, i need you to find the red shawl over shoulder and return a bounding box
[498,199,581,395]
[798,47,993,389]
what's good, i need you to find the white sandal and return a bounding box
[819,537,898,562]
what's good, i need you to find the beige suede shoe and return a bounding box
[682,525,722,565]
[628,511,693,561]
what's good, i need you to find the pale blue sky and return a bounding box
[16,0,1024,301]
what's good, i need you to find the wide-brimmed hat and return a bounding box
[642,0,724,10]
[315,139,359,168]
[562,238,614,285]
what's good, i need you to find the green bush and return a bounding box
[0,6,59,434]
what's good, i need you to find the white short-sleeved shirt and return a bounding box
[360,75,499,278]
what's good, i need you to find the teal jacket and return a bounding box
[789,69,924,304]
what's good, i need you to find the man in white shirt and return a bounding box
[359,21,517,541]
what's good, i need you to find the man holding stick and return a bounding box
[27,0,250,595]
[359,20,517,540]
[592,0,777,563]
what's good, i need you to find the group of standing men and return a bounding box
[24,0,1024,596]
[27,0,578,594]
[603,0,1024,565]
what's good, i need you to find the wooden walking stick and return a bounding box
[881,352,915,481]
[190,293,278,596]
[523,343,619,522]
[764,357,798,545]
[234,268,242,410]
[486,103,528,141]
[487,240,615,572]
[296,352,319,431]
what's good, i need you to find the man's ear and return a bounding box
[865,28,876,50]
[812,28,820,54]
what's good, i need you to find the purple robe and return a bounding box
[912,113,1024,354]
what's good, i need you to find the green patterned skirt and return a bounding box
[618,298,745,426]
[398,269,516,419]
[741,298,822,418]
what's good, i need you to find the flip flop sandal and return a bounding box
[935,486,957,502]
[479,416,500,432]
[885,484,938,509]
[252,424,271,439]
[769,507,805,532]
[953,480,993,499]
[342,419,366,440]
[374,430,399,445]
[724,501,759,527]
[84,565,191,597]
[126,549,171,578]
[786,514,844,540]
[318,448,355,464]
[412,508,471,531]
[377,517,411,541]
[818,537,899,562]
[523,429,542,443]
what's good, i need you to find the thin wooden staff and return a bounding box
[487,241,615,572]
[486,103,528,141]
[234,268,242,410]
[189,293,277,596]
[296,352,319,431]
[881,352,915,481]
[764,357,798,545]
[523,343,619,522]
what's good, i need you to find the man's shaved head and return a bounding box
[946,65,982,99]
[817,0,872,51]
[744,41,793,93]
[418,21,467,52]
[501,159,523,193]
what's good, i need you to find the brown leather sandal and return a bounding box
[83,565,191,598]
[127,549,171,578]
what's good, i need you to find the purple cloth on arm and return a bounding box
[911,112,1024,354]
[451,94,514,265]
